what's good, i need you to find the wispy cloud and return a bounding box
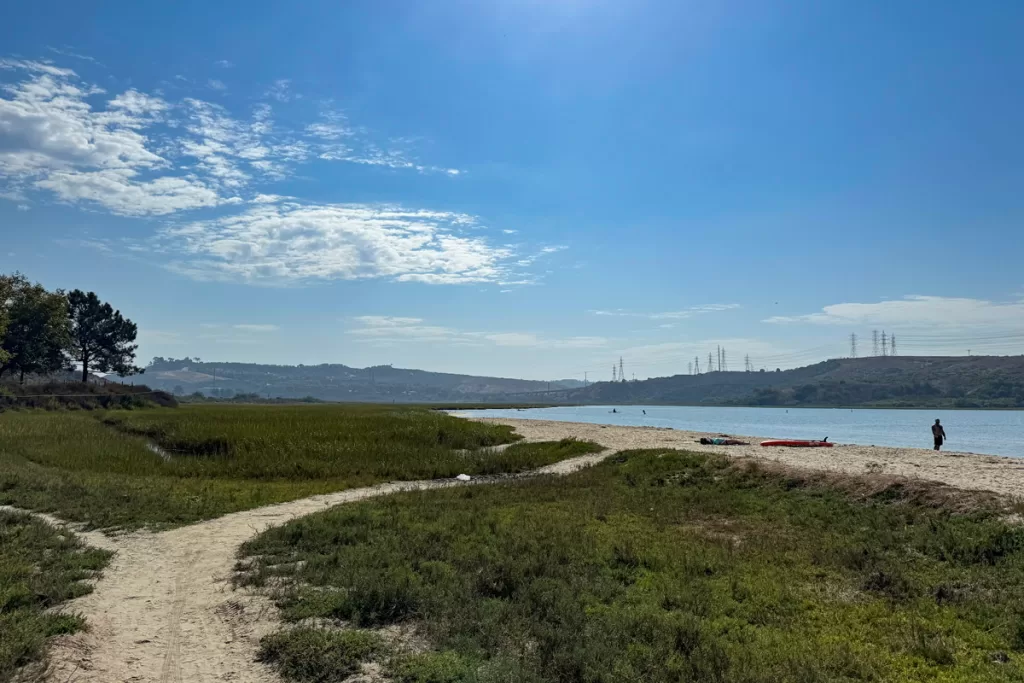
[764,295,1024,330]
[207,79,226,91]
[214,60,234,68]
[348,316,607,349]
[266,79,292,102]
[590,304,740,320]
[47,47,100,64]
[0,58,467,217]
[232,323,279,332]
[149,201,521,286]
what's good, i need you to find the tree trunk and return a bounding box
[19,368,25,385]
[81,354,89,383]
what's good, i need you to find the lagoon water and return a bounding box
[457,405,1024,458]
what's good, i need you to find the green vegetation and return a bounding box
[240,450,1024,683]
[66,289,143,383]
[0,380,176,412]
[0,404,598,530]
[0,510,111,682]
[0,273,143,387]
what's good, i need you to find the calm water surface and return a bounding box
[457,405,1024,458]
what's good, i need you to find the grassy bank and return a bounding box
[0,511,111,682]
[239,449,1024,683]
[0,405,597,530]
[0,381,176,411]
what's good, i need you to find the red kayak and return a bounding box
[760,440,833,448]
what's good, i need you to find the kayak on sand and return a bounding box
[761,439,833,448]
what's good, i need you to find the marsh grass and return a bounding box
[0,510,111,682]
[240,450,1024,683]
[0,405,593,530]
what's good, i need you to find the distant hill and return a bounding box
[139,356,1024,408]
[564,356,1024,408]
[143,358,584,403]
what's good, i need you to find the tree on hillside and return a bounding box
[0,274,71,382]
[67,290,143,383]
[0,274,14,368]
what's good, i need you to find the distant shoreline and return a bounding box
[446,402,1024,412]
[468,417,1024,499]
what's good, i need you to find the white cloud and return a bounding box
[0,62,242,215]
[36,169,225,215]
[0,59,468,217]
[348,316,609,349]
[306,121,352,141]
[764,295,1024,330]
[0,59,76,77]
[590,304,740,320]
[152,201,518,285]
[47,48,101,65]
[266,79,292,102]
[207,79,226,91]
[214,60,234,68]
[232,323,278,332]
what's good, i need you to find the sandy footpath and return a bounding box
[34,449,607,683]
[471,417,1024,500]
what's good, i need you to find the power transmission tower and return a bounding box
[880,331,888,357]
[584,371,588,387]
[890,334,896,356]
[872,330,879,356]
[619,357,625,383]
[722,349,728,372]
[694,356,700,374]
[708,352,714,373]
[744,354,751,372]
[850,333,858,358]
[612,365,616,382]
[717,346,722,372]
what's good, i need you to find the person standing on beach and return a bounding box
[932,419,947,451]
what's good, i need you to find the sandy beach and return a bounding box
[470,417,1024,500]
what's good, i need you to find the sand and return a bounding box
[471,417,1024,500]
[26,417,1024,682]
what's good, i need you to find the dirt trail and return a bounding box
[40,447,607,683]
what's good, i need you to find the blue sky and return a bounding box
[2,1,1023,380]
